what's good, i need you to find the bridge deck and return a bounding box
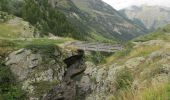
[65,42,123,53]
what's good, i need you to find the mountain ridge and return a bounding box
[120,5,170,31]
[49,0,147,41]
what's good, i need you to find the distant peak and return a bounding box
[124,5,140,11]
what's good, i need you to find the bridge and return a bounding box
[64,41,124,53]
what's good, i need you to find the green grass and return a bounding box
[136,83,170,100]
[0,38,74,55]
[31,80,59,97]
[0,38,72,47]
[0,23,23,38]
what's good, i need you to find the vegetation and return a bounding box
[0,0,85,40]
[31,81,59,97]
[115,67,133,90]
[22,0,78,38]
[134,24,170,42]
[136,83,170,100]
[0,58,26,100]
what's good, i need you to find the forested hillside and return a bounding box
[0,0,84,39]
[0,0,148,42]
[56,0,147,41]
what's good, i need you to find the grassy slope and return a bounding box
[105,24,170,100]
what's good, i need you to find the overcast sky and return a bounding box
[102,0,170,10]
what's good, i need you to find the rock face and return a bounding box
[6,47,66,99]
[43,50,86,100]
[76,62,125,100]
[6,48,87,100]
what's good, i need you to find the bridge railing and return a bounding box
[65,41,124,52]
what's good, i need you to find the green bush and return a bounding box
[116,67,133,90]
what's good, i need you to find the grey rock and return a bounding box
[29,54,42,69]
[79,75,91,91]
[125,57,145,69]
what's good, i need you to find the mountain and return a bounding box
[0,0,147,41]
[120,5,170,31]
[49,0,147,41]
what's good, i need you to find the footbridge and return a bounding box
[64,41,124,53]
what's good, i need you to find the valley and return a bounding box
[0,0,170,100]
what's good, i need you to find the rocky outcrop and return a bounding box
[125,57,145,69]
[4,40,170,100]
[75,62,125,100]
[5,47,66,99]
[43,50,86,100]
[5,48,87,100]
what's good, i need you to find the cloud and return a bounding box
[102,0,170,10]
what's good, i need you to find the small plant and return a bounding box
[115,67,133,90]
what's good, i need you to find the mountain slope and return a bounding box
[120,5,170,31]
[134,24,170,42]
[51,0,147,41]
[0,0,147,41]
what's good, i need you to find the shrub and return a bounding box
[115,67,133,90]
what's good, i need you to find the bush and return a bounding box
[115,67,133,90]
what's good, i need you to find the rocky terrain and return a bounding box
[1,23,170,100]
[0,0,170,100]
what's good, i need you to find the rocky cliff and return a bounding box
[4,45,87,100]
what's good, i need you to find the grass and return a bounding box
[0,38,73,48]
[105,42,161,65]
[104,25,170,100]
[31,80,59,97]
[108,83,170,100]
[135,83,170,100]
[0,37,74,55]
[0,23,23,38]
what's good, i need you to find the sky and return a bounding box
[102,0,170,10]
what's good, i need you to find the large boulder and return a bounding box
[5,48,66,99]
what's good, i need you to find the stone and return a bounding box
[125,57,145,69]
[151,74,169,86]
[79,75,91,91]
[35,69,54,82]
[84,61,96,75]
[29,54,42,69]
[5,48,66,99]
